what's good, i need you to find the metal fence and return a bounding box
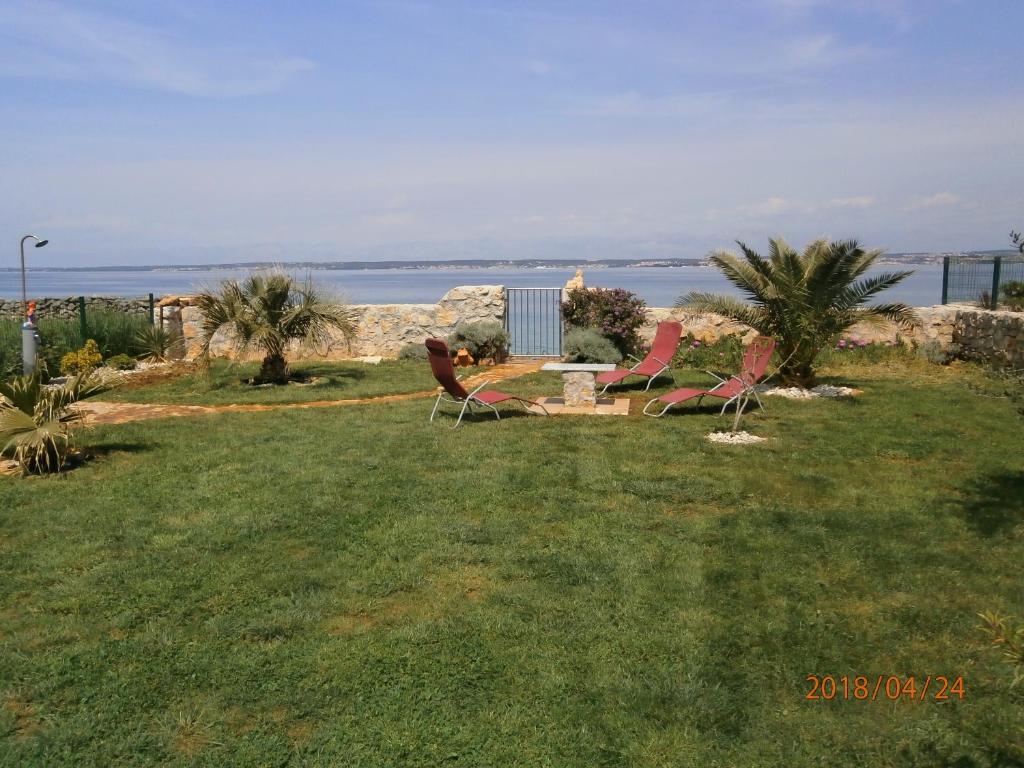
[504,288,563,356]
[942,256,1024,308]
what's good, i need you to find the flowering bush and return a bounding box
[561,287,647,357]
[59,339,103,376]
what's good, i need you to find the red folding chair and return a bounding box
[595,321,683,395]
[425,338,549,428]
[643,336,776,417]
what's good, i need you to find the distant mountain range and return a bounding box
[2,250,1018,272]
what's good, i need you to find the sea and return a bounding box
[0,263,946,307]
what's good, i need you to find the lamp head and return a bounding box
[35,239,48,248]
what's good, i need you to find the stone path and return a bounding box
[80,360,547,426]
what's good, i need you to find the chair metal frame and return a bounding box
[597,353,675,395]
[429,376,549,428]
[642,336,775,418]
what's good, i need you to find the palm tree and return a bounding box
[0,369,102,474]
[678,238,916,387]
[194,272,357,385]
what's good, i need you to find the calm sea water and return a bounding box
[0,264,945,307]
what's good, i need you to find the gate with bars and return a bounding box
[504,288,563,356]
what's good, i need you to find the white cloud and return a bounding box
[731,195,875,219]
[907,192,960,210]
[0,1,313,96]
[825,196,876,208]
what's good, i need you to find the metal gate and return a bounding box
[504,288,563,356]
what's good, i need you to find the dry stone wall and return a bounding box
[953,309,1024,368]
[0,295,151,321]
[640,303,1022,368]
[27,282,1016,368]
[167,285,506,360]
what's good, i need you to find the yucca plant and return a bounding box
[678,238,916,387]
[135,324,183,363]
[0,369,102,474]
[194,272,357,384]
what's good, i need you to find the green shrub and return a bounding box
[672,333,746,372]
[136,324,183,363]
[1,312,149,380]
[562,327,621,364]
[0,321,20,379]
[84,311,150,358]
[105,353,137,370]
[1001,280,1024,311]
[561,287,647,357]
[60,339,103,376]
[397,343,428,360]
[448,321,509,362]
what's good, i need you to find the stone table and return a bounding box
[540,362,617,407]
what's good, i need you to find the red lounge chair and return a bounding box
[643,336,776,418]
[425,338,549,428]
[595,320,683,395]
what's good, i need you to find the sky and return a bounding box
[1,0,1022,267]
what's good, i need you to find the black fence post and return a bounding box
[148,293,155,325]
[77,296,87,344]
[990,256,1002,310]
[940,256,949,305]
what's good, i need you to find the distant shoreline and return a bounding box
[0,250,1016,273]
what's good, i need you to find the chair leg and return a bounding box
[642,397,663,416]
[597,380,613,396]
[519,399,549,416]
[752,389,766,412]
[430,392,444,422]
[452,400,472,428]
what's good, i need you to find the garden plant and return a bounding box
[194,272,356,385]
[679,237,916,387]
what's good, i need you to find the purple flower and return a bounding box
[692,340,701,348]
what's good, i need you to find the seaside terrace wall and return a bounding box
[0,295,151,321]
[10,285,1020,369]
[640,304,1024,369]
[160,284,507,360]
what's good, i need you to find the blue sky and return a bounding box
[1,0,1021,266]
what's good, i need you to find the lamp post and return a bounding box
[19,234,48,375]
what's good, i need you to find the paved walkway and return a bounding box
[80,359,547,426]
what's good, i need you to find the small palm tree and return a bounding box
[194,272,357,384]
[0,369,101,474]
[678,238,916,387]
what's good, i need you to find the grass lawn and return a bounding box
[1,359,1022,766]
[102,359,481,406]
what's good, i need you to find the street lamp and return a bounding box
[19,234,48,374]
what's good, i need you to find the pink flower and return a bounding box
[838,340,847,348]
[692,340,701,348]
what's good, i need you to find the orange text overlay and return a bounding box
[805,675,965,702]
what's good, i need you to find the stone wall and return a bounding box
[0,295,152,321]
[640,303,1022,368]
[164,285,506,360]
[953,309,1024,368]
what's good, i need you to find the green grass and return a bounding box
[1,360,1022,766]
[102,359,482,406]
